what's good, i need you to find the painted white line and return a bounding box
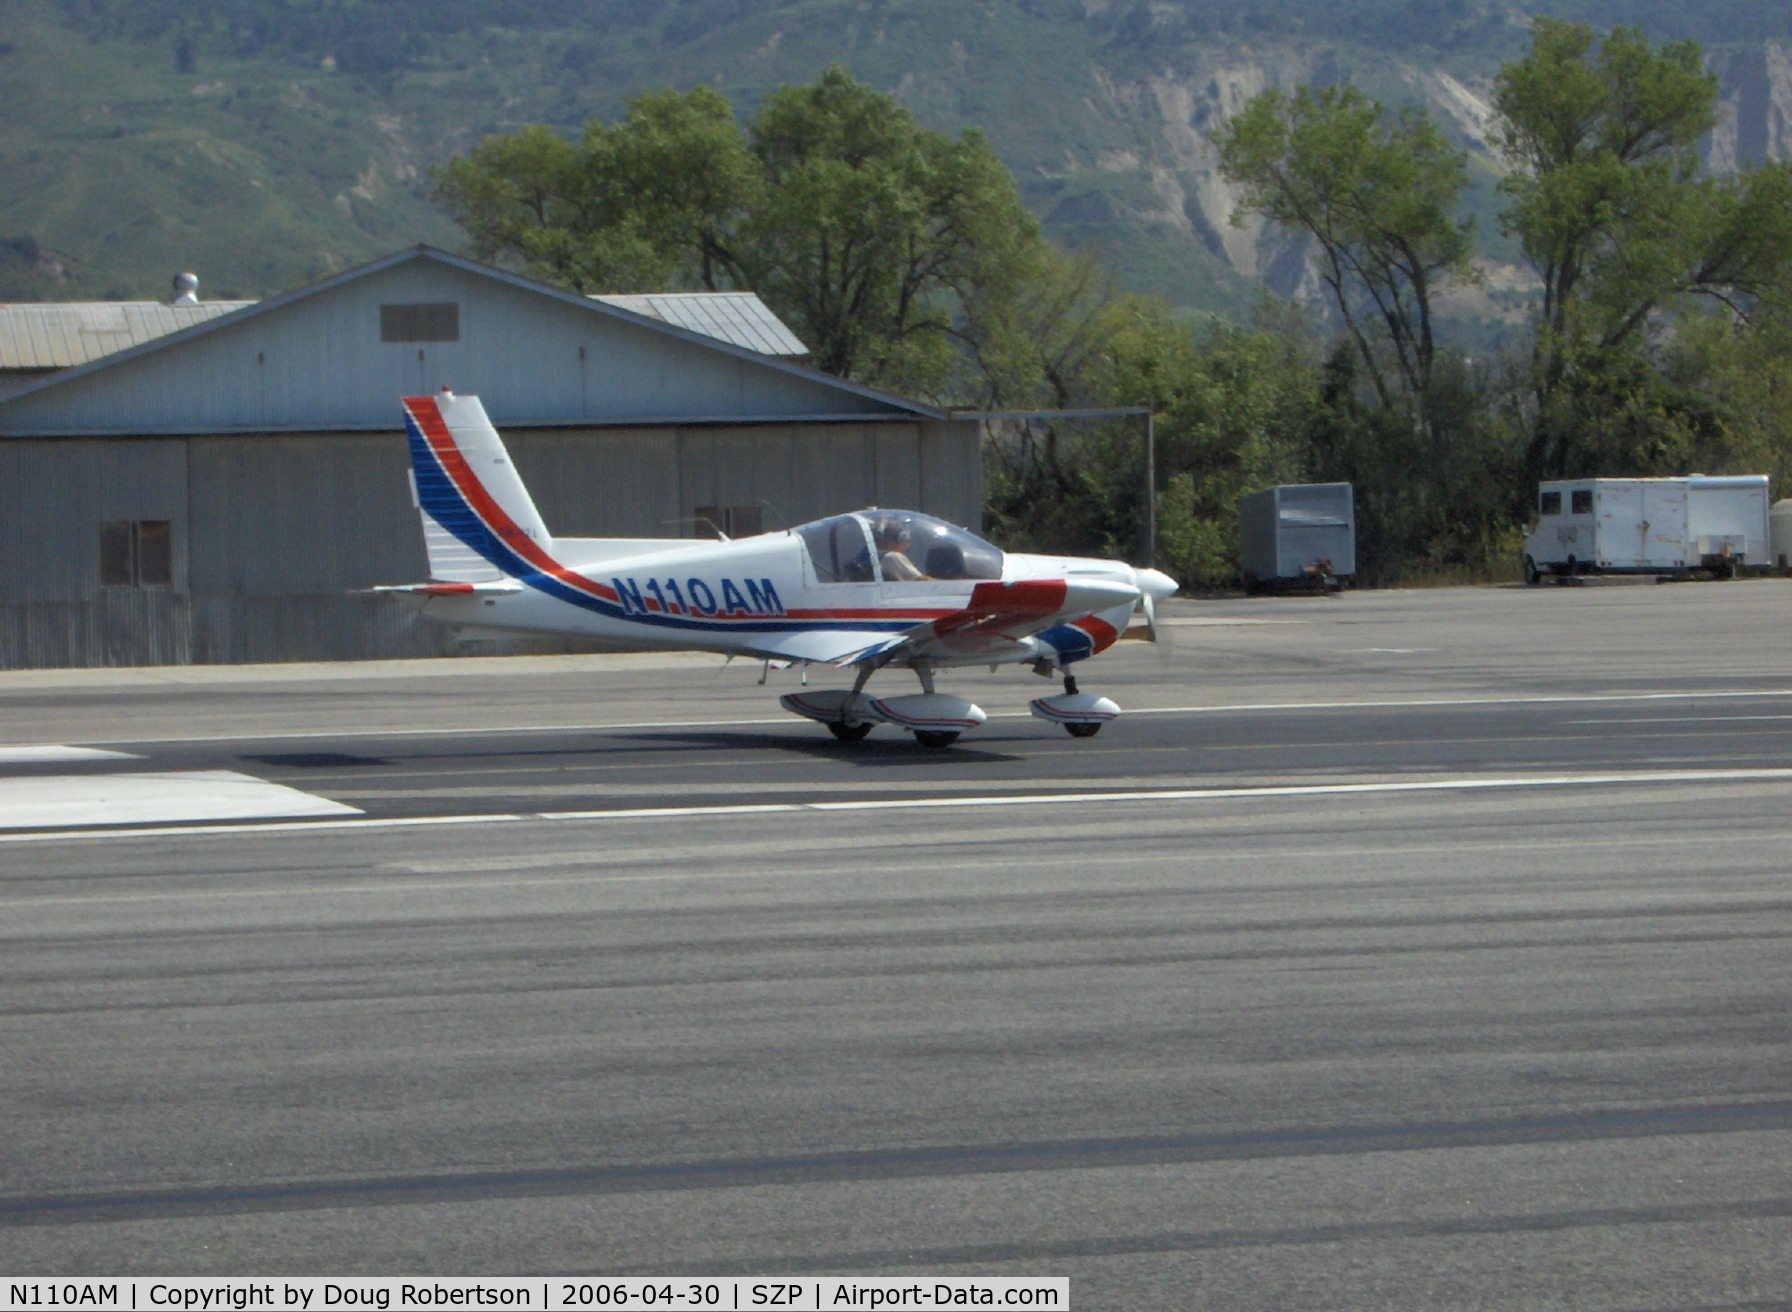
[3,768,1790,845]
[0,771,362,831]
[0,810,522,845]
[1128,689,1792,716]
[797,769,1792,813]
[1158,617,1304,627]
[547,803,804,821]
[46,687,1792,748]
[1568,715,1792,726]
[0,745,141,765]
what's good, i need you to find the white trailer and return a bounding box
[1521,475,1771,583]
[1238,482,1355,592]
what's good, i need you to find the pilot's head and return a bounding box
[875,518,909,550]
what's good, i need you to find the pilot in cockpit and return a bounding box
[873,515,926,581]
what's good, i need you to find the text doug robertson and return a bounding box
[145,1286,530,1310]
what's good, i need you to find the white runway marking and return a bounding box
[1568,715,1792,725]
[0,770,362,831]
[0,745,141,764]
[2,768,1789,844]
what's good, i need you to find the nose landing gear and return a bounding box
[1028,670,1121,738]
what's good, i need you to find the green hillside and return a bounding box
[3,0,1788,309]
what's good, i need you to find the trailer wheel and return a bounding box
[1523,555,1540,587]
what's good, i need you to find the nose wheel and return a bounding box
[1028,671,1121,737]
[1060,674,1099,737]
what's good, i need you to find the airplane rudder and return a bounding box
[400,391,540,582]
[407,392,551,540]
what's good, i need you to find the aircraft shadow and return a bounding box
[617,729,1020,766]
[237,733,1023,771]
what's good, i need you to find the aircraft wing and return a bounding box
[741,580,1138,668]
[842,578,1138,667]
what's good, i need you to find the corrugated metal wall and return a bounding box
[0,419,982,668]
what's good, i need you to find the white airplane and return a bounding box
[380,390,1177,748]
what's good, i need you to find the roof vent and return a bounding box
[170,272,200,306]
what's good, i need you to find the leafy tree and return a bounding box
[434,90,755,294]
[1493,20,1792,479]
[1683,317,1792,493]
[1212,83,1475,441]
[434,68,1039,394]
[960,243,1120,410]
[985,296,1321,589]
[741,68,1038,389]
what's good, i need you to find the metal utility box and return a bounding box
[1238,482,1355,591]
[1772,499,1792,573]
[1522,476,1770,581]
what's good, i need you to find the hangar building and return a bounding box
[0,246,980,667]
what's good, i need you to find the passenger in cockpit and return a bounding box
[874,517,925,581]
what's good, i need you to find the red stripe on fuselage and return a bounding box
[406,395,1009,627]
[405,395,623,605]
[1072,614,1120,655]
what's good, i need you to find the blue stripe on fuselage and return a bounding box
[406,413,911,636]
[1037,623,1094,663]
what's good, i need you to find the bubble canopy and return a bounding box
[795,511,1005,584]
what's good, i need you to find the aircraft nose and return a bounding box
[1135,567,1178,601]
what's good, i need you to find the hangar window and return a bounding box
[1539,491,1562,516]
[100,520,173,588]
[380,302,460,342]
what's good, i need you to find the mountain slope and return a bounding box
[3,0,1788,322]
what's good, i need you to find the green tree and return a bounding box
[984,296,1321,589]
[1493,20,1792,479]
[742,67,1038,390]
[433,68,1040,394]
[434,89,756,293]
[1212,83,1475,440]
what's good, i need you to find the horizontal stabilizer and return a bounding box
[367,580,523,597]
[741,629,896,666]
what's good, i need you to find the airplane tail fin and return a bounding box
[402,390,552,582]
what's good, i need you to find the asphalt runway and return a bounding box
[2,583,1790,1307]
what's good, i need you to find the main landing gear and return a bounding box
[779,661,986,749]
[780,662,1124,748]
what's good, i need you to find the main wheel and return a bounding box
[1065,722,1101,738]
[913,729,960,749]
[827,721,873,742]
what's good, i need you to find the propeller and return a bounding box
[1131,567,1177,644]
